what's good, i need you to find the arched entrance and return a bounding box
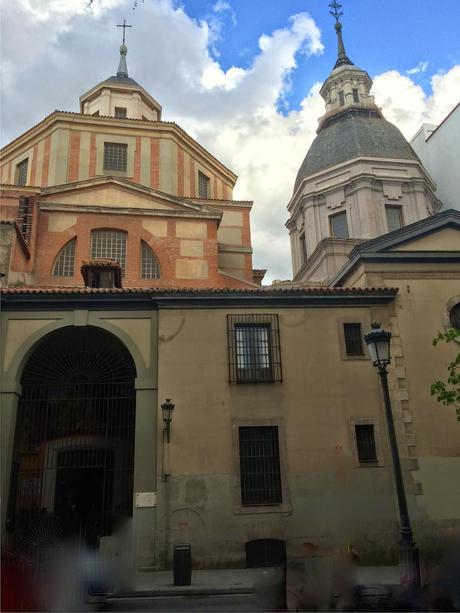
[7,326,136,549]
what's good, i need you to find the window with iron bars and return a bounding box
[16,159,29,186]
[355,424,378,463]
[114,107,127,118]
[239,426,282,505]
[227,314,282,383]
[91,230,127,275]
[104,142,128,172]
[343,323,364,356]
[141,241,161,279]
[198,171,210,198]
[53,239,76,277]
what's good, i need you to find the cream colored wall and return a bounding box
[394,228,460,251]
[157,303,426,563]
[44,185,172,210]
[83,89,158,121]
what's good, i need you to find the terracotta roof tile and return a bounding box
[0,285,398,295]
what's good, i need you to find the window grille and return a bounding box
[141,241,161,279]
[103,143,128,172]
[53,239,76,277]
[114,107,127,118]
[450,304,460,330]
[330,212,349,238]
[352,88,359,103]
[239,426,282,505]
[355,425,377,463]
[385,205,403,232]
[198,171,210,198]
[338,90,345,106]
[16,159,28,186]
[91,230,127,274]
[227,314,282,383]
[343,323,364,356]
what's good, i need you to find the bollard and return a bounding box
[173,544,192,586]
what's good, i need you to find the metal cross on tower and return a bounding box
[117,19,132,45]
[329,0,343,23]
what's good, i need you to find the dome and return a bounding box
[294,109,419,192]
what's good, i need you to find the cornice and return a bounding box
[39,202,222,221]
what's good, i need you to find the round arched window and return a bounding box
[450,303,460,330]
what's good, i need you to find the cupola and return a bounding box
[79,20,162,121]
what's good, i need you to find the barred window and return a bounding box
[16,159,28,186]
[239,426,282,505]
[227,314,282,383]
[385,205,403,232]
[338,90,345,106]
[198,171,210,198]
[355,425,378,464]
[103,143,128,172]
[352,88,359,103]
[343,323,364,356]
[141,241,160,279]
[330,212,349,238]
[91,230,127,274]
[53,239,76,277]
[114,107,127,118]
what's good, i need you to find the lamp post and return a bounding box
[364,323,420,587]
[161,398,175,443]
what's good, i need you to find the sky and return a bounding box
[1,0,460,282]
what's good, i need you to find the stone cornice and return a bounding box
[288,156,438,210]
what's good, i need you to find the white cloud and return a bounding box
[372,66,460,139]
[1,0,459,283]
[406,60,428,75]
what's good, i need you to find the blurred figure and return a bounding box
[429,528,460,611]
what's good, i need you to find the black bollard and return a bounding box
[173,544,192,586]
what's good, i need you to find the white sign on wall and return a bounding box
[135,492,157,508]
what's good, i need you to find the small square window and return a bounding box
[352,88,359,103]
[385,206,403,232]
[355,425,378,464]
[343,323,364,356]
[104,143,128,172]
[330,212,349,238]
[198,171,210,198]
[114,107,127,118]
[227,315,282,383]
[16,159,28,186]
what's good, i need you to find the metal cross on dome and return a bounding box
[117,19,132,45]
[329,0,343,23]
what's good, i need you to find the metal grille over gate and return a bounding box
[8,326,136,551]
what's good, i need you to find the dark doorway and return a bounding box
[246,539,286,568]
[8,326,136,552]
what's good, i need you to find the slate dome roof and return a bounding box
[294,109,419,192]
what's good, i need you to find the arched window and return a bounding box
[141,241,161,279]
[91,229,127,274]
[53,238,76,276]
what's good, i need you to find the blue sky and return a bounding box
[2,0,460,280]
[180,0,460,111]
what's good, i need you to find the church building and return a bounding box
[1,8,459,581]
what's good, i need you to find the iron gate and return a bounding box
[8,381,136,550]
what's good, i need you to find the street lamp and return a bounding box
[161,398,175,443]
[364,323,420,587]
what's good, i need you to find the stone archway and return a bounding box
[7,325,137,551]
